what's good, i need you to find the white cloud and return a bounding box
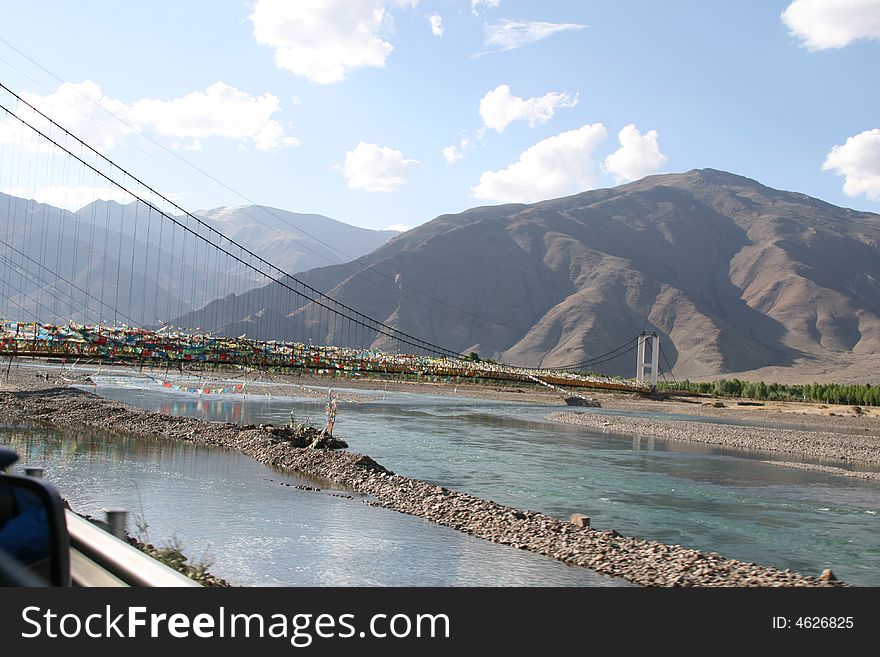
[471,0,501,15]
[782,0,880,50]
[0,117,51,154]
[0,81,135,153]
[252,120,302,152]
[171,139,203,151]
[442,136,470,164]
[429,14,444,37]
[343,141,419,191]
[130,82,297,151]
[0,80,298,153]
[822,129,880,200]
[385,223,413,232]
[481,19,587,54]
[601,124,667,183]
[250,0,418,84]
[471,123,607,203]
[442,144,463,164]
[3,185,133,211]
[479,84,578,133]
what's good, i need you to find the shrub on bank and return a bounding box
[659,378,880,406]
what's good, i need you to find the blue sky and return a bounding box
[0,0,879,230]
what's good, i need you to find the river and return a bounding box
[0,420,626,587]
[88,375,880,586]
[5,371,879,585]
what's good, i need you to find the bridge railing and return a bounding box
[0,323,650,393]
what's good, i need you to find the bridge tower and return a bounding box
[636,332,660,389]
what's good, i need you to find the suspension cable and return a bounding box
[542,335,640,371]
[0,87,462,358]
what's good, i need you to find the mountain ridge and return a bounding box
[178,168,880,382]
[0,195,397,327]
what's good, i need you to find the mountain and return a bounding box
[0,196,396,328]
[194,205,399,278]
[0,193,191,326]
[73,201,398,292]
[176,169,880,382]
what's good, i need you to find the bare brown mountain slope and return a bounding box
[177,169,880,381]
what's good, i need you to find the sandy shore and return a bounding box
[0,363,850,587]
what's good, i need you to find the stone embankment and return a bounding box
[0,386,843,587]
[549,410,880,478]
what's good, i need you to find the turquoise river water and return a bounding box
[4,374,879,585]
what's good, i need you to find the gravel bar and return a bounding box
[549,410,880,472]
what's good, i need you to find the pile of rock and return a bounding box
[257,423,348,449]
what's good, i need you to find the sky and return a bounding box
[0,0,879,231]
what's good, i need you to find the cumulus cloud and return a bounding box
[822,129,880,200]
[471,123,607,203]
[253,121,301,151]
[0,81,135,153]
[481,19,587,54]
[250,0,417,84]
[601,124,667,183]
[471,0,501,15]
[0,80,298,153]
[782,0,880,50]
[429,14,444,36]
[343,142,419,191]
[479,84,578,133]
[130,82,298,151]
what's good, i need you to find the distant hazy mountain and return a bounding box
[194,205,399,277]
[177,169,880,382]
[0,196,396,327]
[0,193,190,326]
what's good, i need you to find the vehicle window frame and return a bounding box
[0,473,71,586]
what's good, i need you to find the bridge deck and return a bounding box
[0,325,649,394]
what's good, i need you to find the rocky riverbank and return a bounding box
[548,410,880,478]
[0,381,843,587]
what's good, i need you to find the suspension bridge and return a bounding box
[0,81,668,395]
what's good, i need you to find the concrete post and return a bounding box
[105,509,128,540]
[636,332,660,389]
[570,513,591,528]
[636,333,647,384]
[650,332,660,389]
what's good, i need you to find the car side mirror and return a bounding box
[0,450,71,586]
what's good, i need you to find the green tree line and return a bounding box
[658,378,880,406]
